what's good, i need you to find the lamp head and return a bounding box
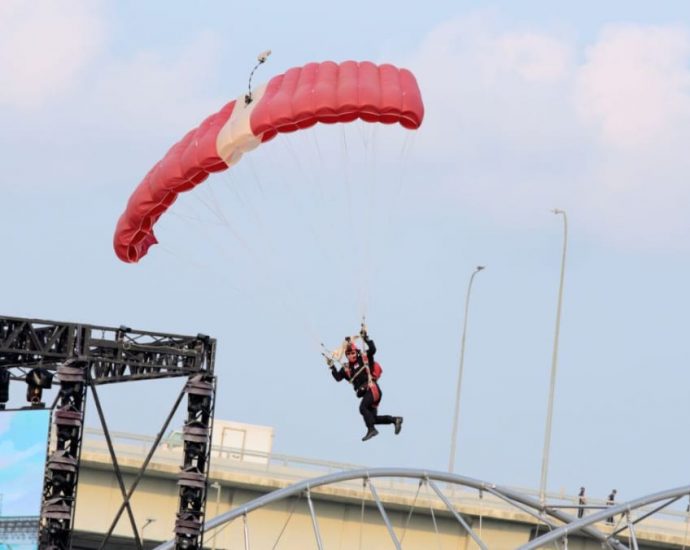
[26,367,53,406]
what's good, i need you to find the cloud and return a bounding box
[88,31,225,139]
[0,6,226,191]
[0,440,45,469]
[406,13,690,250]
[0,0,104,109]
[0,455,45,515]
[575,24,690,149]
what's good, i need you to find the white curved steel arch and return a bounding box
[521,484,690,549]
[153,467,625,550]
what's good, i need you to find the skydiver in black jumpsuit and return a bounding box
[329,330,403,441]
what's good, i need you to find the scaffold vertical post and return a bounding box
[39,359,88,550]
[174,336,217,550]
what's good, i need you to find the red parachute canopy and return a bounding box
[113,60,425,263]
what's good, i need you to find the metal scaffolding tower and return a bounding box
[0,315,217,550]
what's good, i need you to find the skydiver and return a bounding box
[327,328,403,441]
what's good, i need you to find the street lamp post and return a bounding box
[449,265,485,473]
[539,209,568,505]
[141,518,156,548]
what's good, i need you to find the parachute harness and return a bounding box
[322,320,374,387]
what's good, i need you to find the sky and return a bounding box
[3,0,690,508]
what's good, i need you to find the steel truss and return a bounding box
[153,468,629,550]
[520,484,690,549]
[0,315,217,550]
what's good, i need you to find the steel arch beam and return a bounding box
[520,484,690,549]
[153,467,622,550]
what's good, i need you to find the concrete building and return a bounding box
[69,424,690,549]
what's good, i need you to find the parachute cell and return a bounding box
[113,60,425,263]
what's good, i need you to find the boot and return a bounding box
[394,417,403,435]
[362,427,379,441]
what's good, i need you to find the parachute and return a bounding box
[113,60,425,263]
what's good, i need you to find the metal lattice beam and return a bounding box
[0,315,213,385]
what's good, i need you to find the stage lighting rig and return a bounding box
[26,367,53,407]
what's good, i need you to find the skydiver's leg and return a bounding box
[360,392,380,441]
[359,393,376,428]
[368,385,397,426]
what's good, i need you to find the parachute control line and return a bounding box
[113,60,425,263]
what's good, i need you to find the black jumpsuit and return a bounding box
[330,337,396,430]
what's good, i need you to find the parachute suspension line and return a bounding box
[340,124,354,229]
[198,175,235,227]
[399,479,424,544]
[309,126,325,200]
[175,171,323,349]
[186,186,266,266]
[266,131,351,348]
[166,206,225,226]
[392,131,416,205]
[186,182,230,227]
[245,49,271,105]
[285,127,322,197]
[374,129,418,292]
[155,244,245,294]
[245,152,266,196]
[168,193,254,265]
[338,124,369,321]
[220,163,276,258]
[385,130,417,234]
[277,134,341,271]
[217,152,327,348]
[271,494,302,550]
[357,122,381,321]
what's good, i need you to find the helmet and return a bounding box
[344,340,360,363]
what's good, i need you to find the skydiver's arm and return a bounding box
[331,366,346,381]
[363,336,376,365]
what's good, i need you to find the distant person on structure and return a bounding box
[577,486,586,519]
[606,489,617,525]
[326,326,403,441]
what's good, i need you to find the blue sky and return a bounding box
[3,0,690,506]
